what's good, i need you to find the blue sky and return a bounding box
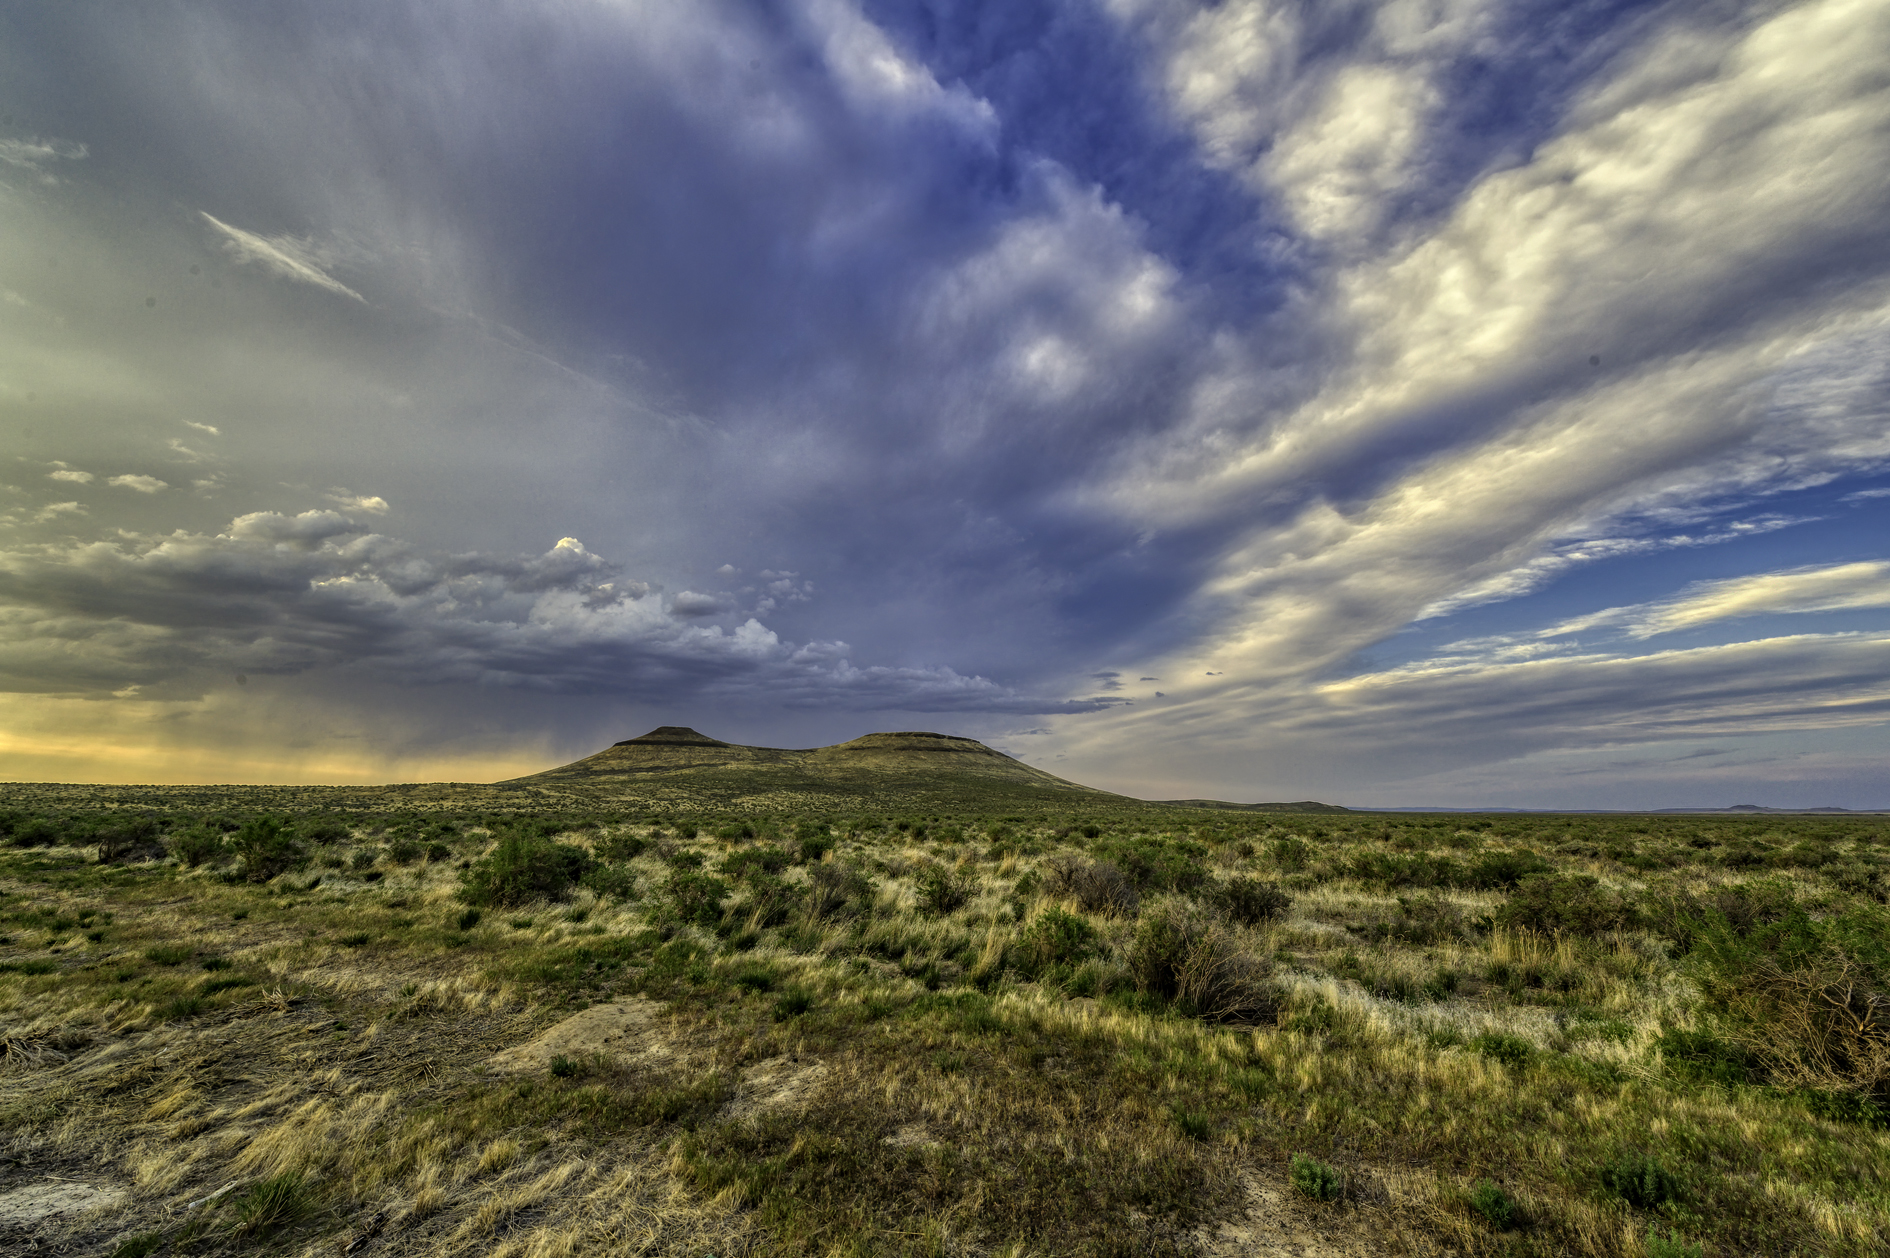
[0,0,1886,807]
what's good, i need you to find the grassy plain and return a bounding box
[0,788,1886,1257]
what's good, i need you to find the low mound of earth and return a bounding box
[501,726,1123,808]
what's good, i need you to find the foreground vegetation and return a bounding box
[1,801,1886,1255]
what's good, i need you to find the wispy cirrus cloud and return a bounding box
[199,212,366,302]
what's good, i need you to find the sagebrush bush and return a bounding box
[459,835,595,908]
[1014,907,1097,977]
[664,870,731,927]
[1289,1153,1343,1201]
[1041,855,1140,917]
[230,816,305,882]
[166,825,226,869]
[1128,900,1275,1023]
[1496,873,1636,936]
[1469,1179,1516,1228]
[913,863,971,915]
[1211,876,1292,925]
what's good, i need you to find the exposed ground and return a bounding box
[1,798,1886,1257]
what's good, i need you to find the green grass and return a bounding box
[1,800,1887,1255]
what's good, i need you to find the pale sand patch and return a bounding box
[1192,1171,1376,1258]
[724,1055,828,1121]
[484,999,674,1072]
[0,1180,128,1229]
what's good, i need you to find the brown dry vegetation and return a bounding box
[0,801,1886,1256]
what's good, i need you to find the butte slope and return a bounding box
[500,727,1131,813]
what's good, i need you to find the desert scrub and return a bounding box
[459,833,595,908]
[1128,899,1276,1023]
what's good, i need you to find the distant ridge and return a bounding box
[1158,798,1351,814]
[503,727,1348,813]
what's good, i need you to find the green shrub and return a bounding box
[459,835,595,908]
[1472,1033,1534,1069]
[1212,876,1292,925]
[1290,1153,1343,1201]
[166,826,226,868]
[596,831,648,861]
[230,816,305,882]
[1496,874,1636,936]
[456,908,482,931]
[349,848,379,871]
[913,863,971,916]
[94,816,166,864]
[1171,1105,1211,1141]
[387,837,424,865]
[1644,1226,1702,1258]
[144,945,193,966]
[8,817,62,847]
[1128,900,1275,1023]
[581,863,640,902]
[1599,1150,1682,1209]
[549,1054,580,1078]
[1015,907,1098,977]
[799,833,836,863]
[721,846,791,881]
[1041,855,1140,917]
[774,988,813,1020]
[1654,1027,1755,1087]
[1464,849,1554,889]
[665,870,732,927]
[1469,1179,1516,1228]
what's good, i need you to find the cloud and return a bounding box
[107,475,168,494]
[47,469,94,484]
[32,502,85,523]
[1629,562,1890,638]
[323,489,389,515]
[0,135,87,171]
[199,212,367,302]
[184,421,221,436]
[0,510,1103,714]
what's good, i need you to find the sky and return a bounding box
[1,0,1887,808]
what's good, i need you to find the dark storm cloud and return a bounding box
[0,512,1110,713]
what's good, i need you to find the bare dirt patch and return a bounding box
[1192,1169,1382,1258]
[724,1054,828,1121]
[484,998,675,1073]
[0,1179,128,1229]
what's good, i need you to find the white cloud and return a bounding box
[47,469,94,484]
[184,421,221,436]
[1629,561,1890,638]
[323,488,389,515]
[32,502,85,523]
[0,136,87,170]
[199,211,367,302]
[107,474,168,493]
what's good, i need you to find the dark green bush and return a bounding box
[1496,874,1636,937]
[1464,848,1554,889]
[913,863,971,916]
[664,870,731,927]
[166,825,226,869]
[94,816,166,864]
[1212,876,1292,925]
[229,1172,310,1238]
[230,816,306,882]
[1290,1153,1343,1201]
[1655,1027,1756,1087]
[8,817,62,847]
[1469,1179,1516,1228]
[1014,907,1098,977]
[1472,1032,1534,1069]
[721,846,790,881]
[458,835,595,908]
[1599,1150,1682,1209]
[456,908,482,931]
[581,863,640,903]
[596,831,648,861]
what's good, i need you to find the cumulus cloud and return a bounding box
[47,469,94,484]
[323,489,389,515]
[199,212,367,302]
[107,475,168,493]
[0,511,1103,714]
